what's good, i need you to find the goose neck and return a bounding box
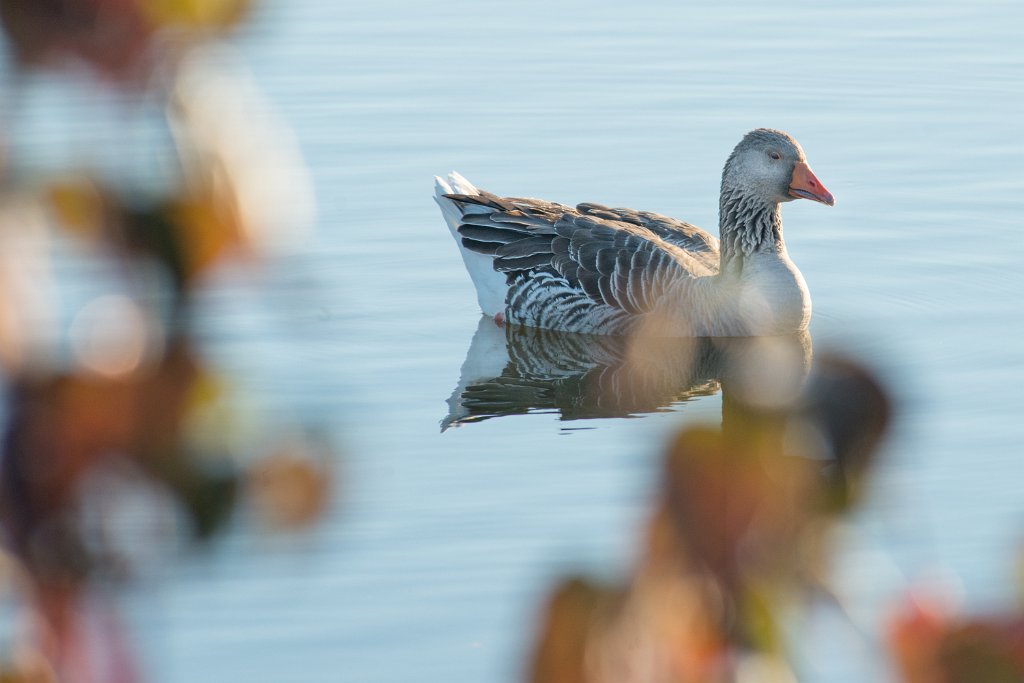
[718,187,784,272]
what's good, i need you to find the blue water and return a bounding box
[5,0,1024,681]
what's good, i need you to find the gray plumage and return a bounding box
[443,194,718,333]
[435,128,833,337]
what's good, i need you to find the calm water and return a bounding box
[9,1,1024,681]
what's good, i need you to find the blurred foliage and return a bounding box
[527,354,893,683]
[0,0,252,85]
[889,595,1024,683]
[0,1,334,680]
[523,346,1024,682]
[1,3,1021,683]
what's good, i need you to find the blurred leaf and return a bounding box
[661,426,814,594]
[888,596,953,683]
[528,577,617,683]
[247,445,332,531]
[144,0,250,30]
[0,647,57,683]
[166,193,246,283]
[940,621,1024,683]
[45,179,107,243]
[798,355,892,515]
[169,48,316,255]
[740,582,783,655]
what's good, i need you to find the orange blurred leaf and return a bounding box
[247,446,332,531]
[144,0,250,30]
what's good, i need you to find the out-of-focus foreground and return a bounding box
[524,346,1024,683]
[0,2,333,680]
[0,3,1023,683]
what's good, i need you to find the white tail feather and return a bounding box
[434,172,507,317]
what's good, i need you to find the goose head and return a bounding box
[722,128,835,207]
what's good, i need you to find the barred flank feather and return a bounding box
[435,178,719,334]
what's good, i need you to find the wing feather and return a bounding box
[448,191,719,316]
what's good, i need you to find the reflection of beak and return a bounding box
[789,161,835,206]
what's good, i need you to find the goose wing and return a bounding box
[446,193,719,316]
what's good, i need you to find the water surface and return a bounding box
[18,1,1022,681]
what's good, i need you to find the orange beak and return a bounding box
[788,161,835,206]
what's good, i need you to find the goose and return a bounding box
[434,128,834,337]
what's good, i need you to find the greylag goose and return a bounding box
[434,128,834,337]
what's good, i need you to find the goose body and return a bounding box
[434,129,834,337]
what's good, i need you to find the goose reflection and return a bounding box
[442,317,812,430]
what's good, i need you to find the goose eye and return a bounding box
[768,151,782,160]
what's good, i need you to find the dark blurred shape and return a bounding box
[797,355,892,513]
